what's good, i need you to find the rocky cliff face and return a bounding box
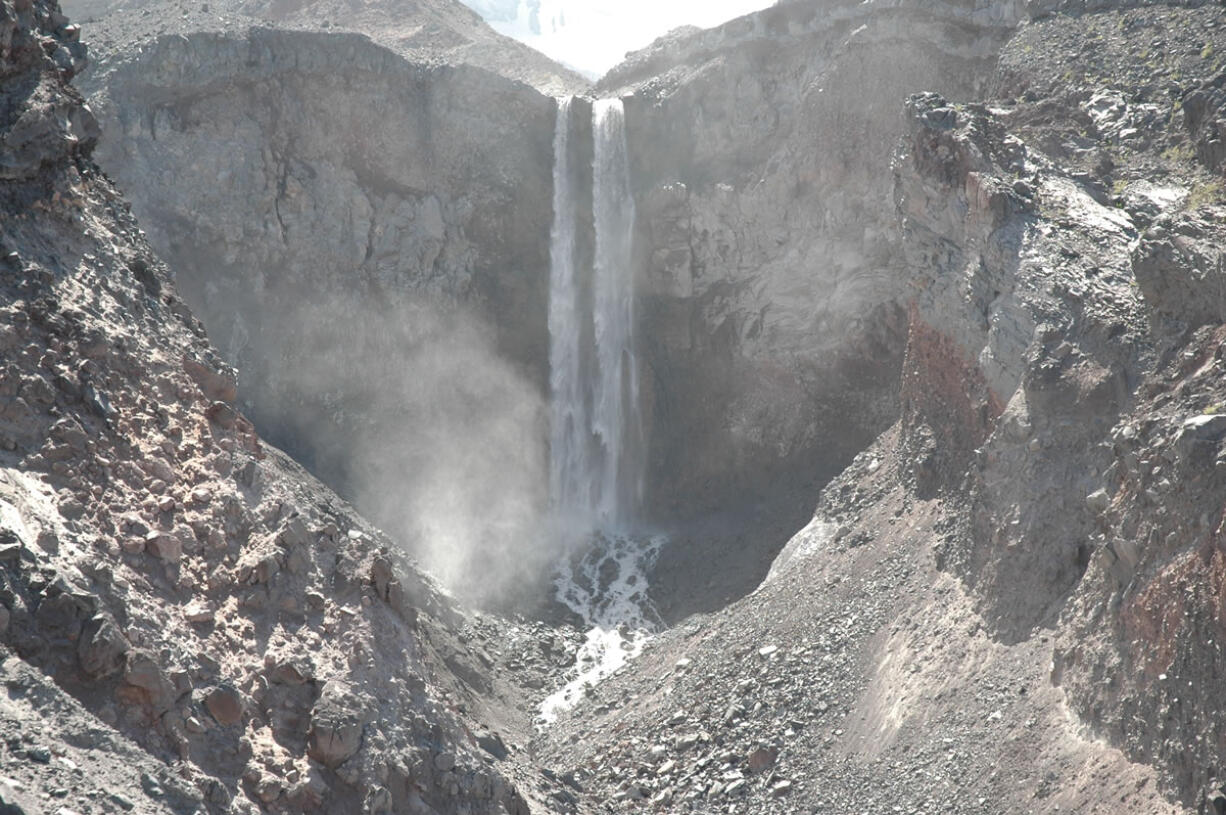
[73,0,1127,614]
[597,0,1020,598]
[70,0,1224,616]
[895,2,1226,805]
[72,15,578,606]
[0,0,575,812]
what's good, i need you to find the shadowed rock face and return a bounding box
[1,0,96,177]
[75,28,570,604]
[605,0,1018,536]
[70,0,1027,607]
[85,26,559,388]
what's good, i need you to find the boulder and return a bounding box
[33,590,91,641]
[123,650,176,711]
[182,356,237,402]
[203,685,244,726]
[78,615,129,679]
[307,681,366,768]
[205,401,238,430]
[145,532,182,564]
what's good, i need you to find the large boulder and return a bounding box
[78,615,130,679]
[307,681,367,769]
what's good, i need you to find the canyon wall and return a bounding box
[78,24,570,604]
[73,0,1036,603]
[71,0,1226,618]
[599,1,1023,524]
[892,3,1226,803]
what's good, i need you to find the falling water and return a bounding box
[547,97,591,529]
[543,97,653,725]
[548,97,643,534]
[590,97,643,529]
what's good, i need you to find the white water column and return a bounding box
[590,98,643,529]
[547,97,644,534]
[547,97,592,527]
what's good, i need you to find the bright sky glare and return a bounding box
[478,0,777,78]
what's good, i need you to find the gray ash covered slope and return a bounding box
[535,3,1226,814]
[0,0,572,812]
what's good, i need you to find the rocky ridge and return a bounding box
[67,0,585,95]
[0,0,583,811]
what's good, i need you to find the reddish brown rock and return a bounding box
[204,685,244,726]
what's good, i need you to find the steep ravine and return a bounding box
[0,0,581,812]
[73,0,1041,616]
[15,0,1226,813]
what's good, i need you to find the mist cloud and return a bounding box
[256,292,555,609]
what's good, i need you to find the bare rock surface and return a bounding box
[71,18,569,608]
[9,0,1226,813]
[601,0,1022,607]
[0,0,577,811]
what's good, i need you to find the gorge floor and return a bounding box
[524,436,1180,815]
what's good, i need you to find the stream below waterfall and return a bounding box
[537,533,664,725]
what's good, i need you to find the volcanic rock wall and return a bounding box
[0,0,565,810]
[76,26,571,604]
[601,0,1019,521]
[892,4,1226,805]
[75,1,1035,536]
[66,0,1085,607]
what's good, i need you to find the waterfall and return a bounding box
[547,97,643,535]
[547,97,592,528]
[542,97,656,727]
[590,98,642,528]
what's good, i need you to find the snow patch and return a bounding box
[765,516,837,582]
